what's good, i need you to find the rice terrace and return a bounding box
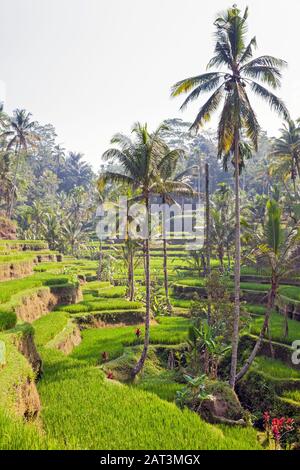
[0,0,300,460]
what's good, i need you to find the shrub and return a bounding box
[0,311,17,331]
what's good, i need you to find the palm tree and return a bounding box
[269,120,300,191]
[1,109,40,218]
[99,122,184,376]
[171,5,289,388]
[60,152,94,193]
[236,199,300,381]
[61,220,87,256]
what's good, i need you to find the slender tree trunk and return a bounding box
[284,304,289,339]
[236,277,277,382]
[205,163,211,276]
[163,237,172,315]
[162,196,172,315]
[205,163,211,324]
[218,246,224,272]
[294,155,300,180]
[229,128,241,389]
[131,195,150,377]
[128,249,135,301]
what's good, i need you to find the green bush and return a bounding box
[0,311,17,331]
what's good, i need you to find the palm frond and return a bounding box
[179,75,223,110]
[171,73,222,97]
[239,36,257,64]
[207,37,233,69]
[242,65,282,89]
[249,81,290,120]
[98,172,134,187]
[190,84,225,131]
[242,55,287,69]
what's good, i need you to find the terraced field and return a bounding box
[0,239,299,450]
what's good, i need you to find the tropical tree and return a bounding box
[236,199,300,381]
[1,109,40,218]
[99,122,186,376]
[269,120,300,191]
[171,5,289,387]
[60,152,94,193]
[61,220,87,256]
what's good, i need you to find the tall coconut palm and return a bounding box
[236,199,300,381]
[269,120,300,191]
[171,5,289,388]
[1,109,40,218]
[99,122,185,376]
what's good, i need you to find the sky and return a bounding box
[1,0,300,170]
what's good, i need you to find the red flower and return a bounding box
[106,371,114,380]
[285,418,295,432]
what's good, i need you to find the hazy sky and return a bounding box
[1,0,299,169]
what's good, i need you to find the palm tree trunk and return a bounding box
[163,237,172,315]
[294,155,300,180]
[283,305,289,339]
[229,128,241,389]
[131,195,151,377]
[205,163,212,325]
[236,277,277,382]
[205,163,211,275]
[162,196,172,315]
[128,249,135,301]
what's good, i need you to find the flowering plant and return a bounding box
[263,411,296,450]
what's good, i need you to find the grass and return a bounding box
[246,304,267,316]
[71,316,190,366]
[0,408,57,450]
[36,344,261,450]
[4,248,299,450]
[0,273,70,305]
[32,311,69,347]
[279,286,300,303]
[59,298,142,314]
[254,357,300,379]
[83,284,127,298]
[134,370,184,402]
[249,310,300,345]
[0,332,35,411]
[281,390,300,402]
[176,278,271,292]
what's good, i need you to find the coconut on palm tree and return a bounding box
[171,5,289,388]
